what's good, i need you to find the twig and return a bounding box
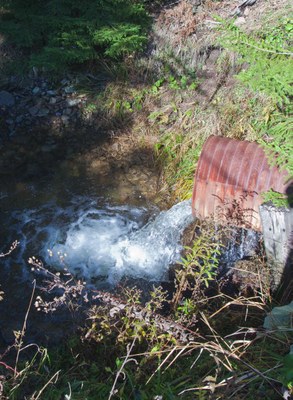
[179,381,228,395]
[0,241,19,258]
[146,344,184,385]
[209,295,265,319]
[0,361,18,375]
[65,382,72,400]
[240,41,293,56]
[228,364,282,399]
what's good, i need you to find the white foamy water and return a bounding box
[219,227,261,271]
[5,197,194,285]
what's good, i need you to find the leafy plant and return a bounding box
[172,222,222,311]
[150,77,165,94]
[261,188,291,208]
[84,102,97,113]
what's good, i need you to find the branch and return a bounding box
[0,241,19,258]
[240,41,293,56]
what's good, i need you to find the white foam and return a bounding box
[4,196,194,285]
[43,199,194,284]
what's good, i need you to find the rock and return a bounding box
[16,115,24,123]
[47,90,56,96]
[0,91,15,107]
[61,78,70,85]
[41,144,57,152]
[61,115,70,125]
[63,108,72,116]
[191,0,201,5]
[234,17,246,27]
[240,0,256,7]
[28,106,39,116]
[8,127,15,136]
[67,98,81,107]
[89,159,110,175]
[49,97,57,105]
[263,301,293,330]
[32,87,41,95]
[111,142,119,152]
[32,66,38,78]
[37,108,50,117]
[25,163,41,177]
[64,86,75,94]
[244,7,250,16]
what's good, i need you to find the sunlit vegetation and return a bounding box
[0,0,292,399]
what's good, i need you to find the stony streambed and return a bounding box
[0,77,108,170]
[0,74,161,205]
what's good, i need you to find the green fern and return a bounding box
[93,24,147,58]
[0,0,150,70]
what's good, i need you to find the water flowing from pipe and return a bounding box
[4,197,194,285]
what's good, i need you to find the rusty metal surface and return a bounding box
[192,136,290,231]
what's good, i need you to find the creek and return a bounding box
[0,159,260,347]
[0,159,194,345]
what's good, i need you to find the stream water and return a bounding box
[0,164,195,345]
[2,193,194,286]
[0,162,260,346]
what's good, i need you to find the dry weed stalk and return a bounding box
[28,257,88,313]
[108,338,138,400]
[14,280,36,375]
[142,309,283,398]
[32,370,61,400]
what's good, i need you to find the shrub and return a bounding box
[0,0,151,71]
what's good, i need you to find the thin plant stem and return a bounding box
[15,280,36,375]
[33,370,61,400]
[108,338,137,400]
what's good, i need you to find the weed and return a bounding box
[281,351,293,395]
[261,188,292,208]
[84,102,97,113]
[1,240,291,399]
[172,221,223,312]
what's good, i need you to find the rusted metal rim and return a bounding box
[192,135,291,231]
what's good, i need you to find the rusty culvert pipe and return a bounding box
[191,136,290,231]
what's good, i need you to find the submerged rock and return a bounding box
[32,87,41,95]
[0,90,15,107]
[37,108,50,117]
